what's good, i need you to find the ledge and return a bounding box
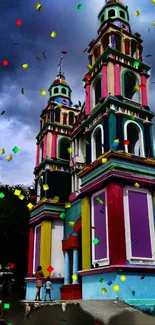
[78,265,155,276]
[25,277,64,282]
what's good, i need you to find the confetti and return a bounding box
[16,20,22,26]
[153,22,155,26]
[135,240,139,244]
[56,103,62,108]
[107,280,112,285]
[102,158,107,163]
[2,60,8,66]
[124,140,129,145]
[21,88,24,94]
[90,226,96,229]
[111,142,119,149]
[4,303,10,309]
[43,184,49,191]
[53,195,59,202]
[67,147,73,153]
[99,278,104,283]
[93,238,100,244]
[0,192,5,199]
[96,196,103,204]
[36,56,41,60]
[101,288,107,294]
[40,197,47,202]
[146,55,152,57]
[140,84,145,90]
[114,139,120,143]
[62,50,67,54]
[120,275,126,282]
[9,262,14,269]
[134,10,140,16]
[0,111,5,115]
[141,274,145,279]
[40,90,46,95]
[47,265,54,273]
[0,265,2,270]
[72,232,78,236]
[83,48,88,52]
[68,221,74,226]
[65,202,71,208]
[134,85,139,92]
[152,0,155,3]
[0,149,5,154]
[133,61,140,68]
[51,31,56,38]
[22,64,28,69]
[60,212,65,219]
[14,189,21,196]
[27,203,33,210]
[77,4,82,9]
[134,182,140,188]
[72,274,77,280]
[113,284,120,292]
[19,194,25,200]
[35,2,42,10]
[87,64,92,70]
[12,146,19,154]
[43,51,46,59]
[6,155,13,161]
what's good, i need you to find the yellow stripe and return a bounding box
[81,197,91,270]
[40,221,52,276]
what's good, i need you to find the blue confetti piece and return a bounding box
[101,143,104,147]
[72,232,78,236]
[100,210,104,214]
[107,280,112,285]
[111,142,119,149]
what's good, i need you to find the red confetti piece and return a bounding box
[124,140,129,145]
[61,50,67,54]
[2,60,8,66]
[16,20,22,26]
[30,195,36,199]
[9,262,14,269]
[141,274,145,279]
[47,265,54,273]
[0,111,5,115]
[85,73,91,81]
[140,83,146,90]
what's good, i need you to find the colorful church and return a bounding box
[25,0,155,307]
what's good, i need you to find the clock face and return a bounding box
[62,98,69,106]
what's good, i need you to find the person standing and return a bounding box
[34,266,44,301]
[44,276,52,301]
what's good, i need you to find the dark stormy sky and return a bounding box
[0,0,155,185]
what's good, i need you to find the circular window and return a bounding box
[62,98,68,105]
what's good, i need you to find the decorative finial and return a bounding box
[57,54,64,76]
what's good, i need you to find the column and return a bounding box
[27,227,34,277]
[51,133,57,158]
[35,144,40,167]
[109,34,115,49]
[140,74,148,106]
[64,251,70,284]
[102,64,108,98]
[43,134,47,159]
[85,83,91,116]
[40,221,52,277]
[114,64,121,96]
[81,197,91,270]
[72,249,79,284]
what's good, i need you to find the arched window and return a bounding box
[59,138,70,160]
[54,87,59,94]
[120,10,125,19]
[62,87,67,94]
[37,177,43,201]
[123,71,140,102]
[91,125,104,162]
[92,77,101,109]
[108,9,115,18]
[131,40,137,59]
[55,107,61,122]
[101,14,104,23]
[101,34,109,51]
[124,121,144,157]
[124,39,130,55]
[39,140,44,163]
[115,33,122,52]
[69,112,74,125]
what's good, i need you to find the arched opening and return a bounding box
[40,140,44,163]
[115,33,122,52]
[131,40,137,59]
[62,88,67,94]
[124,39,130,55]
[127,123,142,156]
[55,107,61,122]
[101,34,109,51]
[101,14,104,23]
[120,10,125,19]
[124,71,139,102]
[59,138,70,160]
[54,87,59,94]
[94,47,100,62]
[94,77,101,106]
[95,128,102,158]
[108,9,115,18]
[69,111,74,125]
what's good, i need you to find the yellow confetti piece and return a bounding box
[56,104,62,108]
[120,275,126,282]
[72,274,77,280]
[152,0,155,2]
[40,197,48,202]
[40,90,46,95]
[134,10,140,16]
[0,149,5,154]
[22,64,28,69]
[43,184,49,191]
[134,182,140,188]
[53,196,59,202]
[18,194,25,200]
[35,2,42,10]
[114,139,120,143]
[14,189,21,196]
[67,147,73,153]
[68,221,74,226]
[87,64,93,70]
[101,288,107,294]
[21,88,24,94]
[65,202,71,208]
[27,203,33,210]
[84,139,89,144]
[0,264,2,270]
[113,284,120,292]
[102,158,107,164]
[51,31,56,38]
[153,22,155,26]
[134,85,139,92]
[6,155,13,161]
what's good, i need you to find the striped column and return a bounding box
[35,144,40,167]
[43,135,47,159]
[81,197,91,270]
[114,64,121,96]
[85,84,91,116]
[51,133,57,158]
[72,249,79,284]
[40,221,52,277]
[28,227,34,277]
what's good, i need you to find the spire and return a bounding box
[57,54,64,77]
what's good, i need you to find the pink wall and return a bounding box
[141,75,148,106]
[114,64,121,96]
[43,134,47,159]
[102,64,108,98]
[35,143,40,167]
[51,133,57,158]
[85,84,91,116]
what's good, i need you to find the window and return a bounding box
[39,140,44,163]
[69,112,74,125]
[37,177,43,202]
[91,125,104,162]
[108,9,115,18]
[62,87,67,95]
[115,33,122,52]
[102,34,109,51]
[124,121,145,157]
[92,77,101,108]
[120,10,125,19]
[124,71,139,102]
[124,39,130,55]
[59,138,70,160]
[101,14,104,23]
[63,113,67,125]
[131,40,137,59]
[94,47,100,62]
[54,87,59,94]
[55,107,61,122]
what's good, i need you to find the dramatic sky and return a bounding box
[0,0,155,185]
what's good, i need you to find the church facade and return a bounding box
[25,0,155,307]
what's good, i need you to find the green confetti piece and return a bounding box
[93,238,100,244]
[99,278,105,283]
[12,146,19,154]
[60,212,65,219]
[133,61,140,68]
[77,4,82,9]
[131,115,135,120]
[83,48,88,53]
[4,303,10,309]
[0,192,5,199]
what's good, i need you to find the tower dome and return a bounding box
[48,72,72,107]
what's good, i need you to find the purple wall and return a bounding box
[128,191,152,258]
[92,191,108,261]
[34,225,41,272]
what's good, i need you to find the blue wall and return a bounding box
[25,279,64,301]
[81,271,155,300]
[64,199,81,238]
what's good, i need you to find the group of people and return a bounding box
[35,265,53,301]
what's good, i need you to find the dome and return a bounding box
[52,73,68,86]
